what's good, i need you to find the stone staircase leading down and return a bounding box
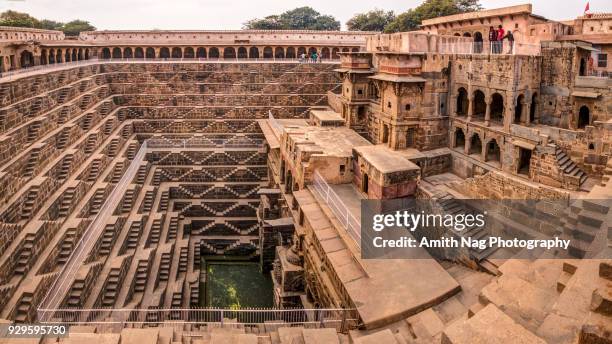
[554,145,587,187]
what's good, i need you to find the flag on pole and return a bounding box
[584,2,590,13]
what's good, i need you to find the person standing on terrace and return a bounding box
[489,26,497,54]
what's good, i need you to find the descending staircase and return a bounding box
[555,145,587,186]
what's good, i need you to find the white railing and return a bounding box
[0,57,340,81]
[146,138,264,149]
[312,171,361,247]
[39,141,149,317]
[437,41,541,56]
[37,307,359,333]
[0,59,100,81]
[268,111,284,135]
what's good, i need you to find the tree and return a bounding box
[347,9,395,32]
[243,15,284,30]
[61,20,96,36]
[0,10,41,28]
[384,0,481,33]
[243,7,340,31]
[40,19,64,31]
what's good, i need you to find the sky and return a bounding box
[1,0,610,31]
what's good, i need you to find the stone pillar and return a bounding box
[484,98,492,127]
[524,102,532,126]
[467,95,474,122]
[449,90,456,117]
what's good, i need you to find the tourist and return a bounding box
[311,51,317,63]
[497,25,505,54]
[299,52,306,63]
[488,26,497,54]
[503,30,514,54]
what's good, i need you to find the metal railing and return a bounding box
[0,59,100,81]
[0,57,340,81]
[312,171,361,247]
[146,138,264,149]
[37,307,359,333]
[268,111,284,135]
[437,41,541,56]
[38,141,149,317]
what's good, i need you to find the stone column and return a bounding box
[523,101,531,126]
[484,98,492,127]
[449,90,456,117]
[481,140,488,161]
[467,95,474,122]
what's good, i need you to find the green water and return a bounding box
[203,262,273,308]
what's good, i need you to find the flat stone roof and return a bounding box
[368,74,427,83]
[421,4,533,26]
[310,109,344,123]
[288,125,371,157]
[354,145,420,173]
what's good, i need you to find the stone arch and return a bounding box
[463,32,472,37]
[78,48,83,60]
[351,47,359,52]
[160,47,170,58]
[514,94,524,124]
[237,47,248,58]
[286,47,296,59]
[209,47,220,58]
[196,47,206,58]
[56,49,63,63]
[184,47,195,58]
[41,49,47,65]
[71,49,77,61]
[65,49,71,62]
[490,93,504,124]
[474,32,483,53]
[263,46,273,58]
[112,47,122,59]
[171,47,182,58]
[123,47,133,58]
[85,49,90,60]
[222,47,236,59]
[321,47,330,59]
[49,49,56,64]
[456,87,469,116]
[297,47,306,56]
[454,128,465,149]
[361,172,369,194]
[578,105,590,129]
[382,124,390,144]
[145,47,155,58]
[530,93,538,123]
[342,47,349,53]
[20,50,34,68]
[485,138,501,163]
[308,47,317,55]
[369,82,380,102]
[579,57,586,76]
[473,90,486,120]
[249,47,259,58]
[469,133,482,156]
[274,47,284,59]
[454,33,461,36]
[135,47,144,58]
[332,47,340,59]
